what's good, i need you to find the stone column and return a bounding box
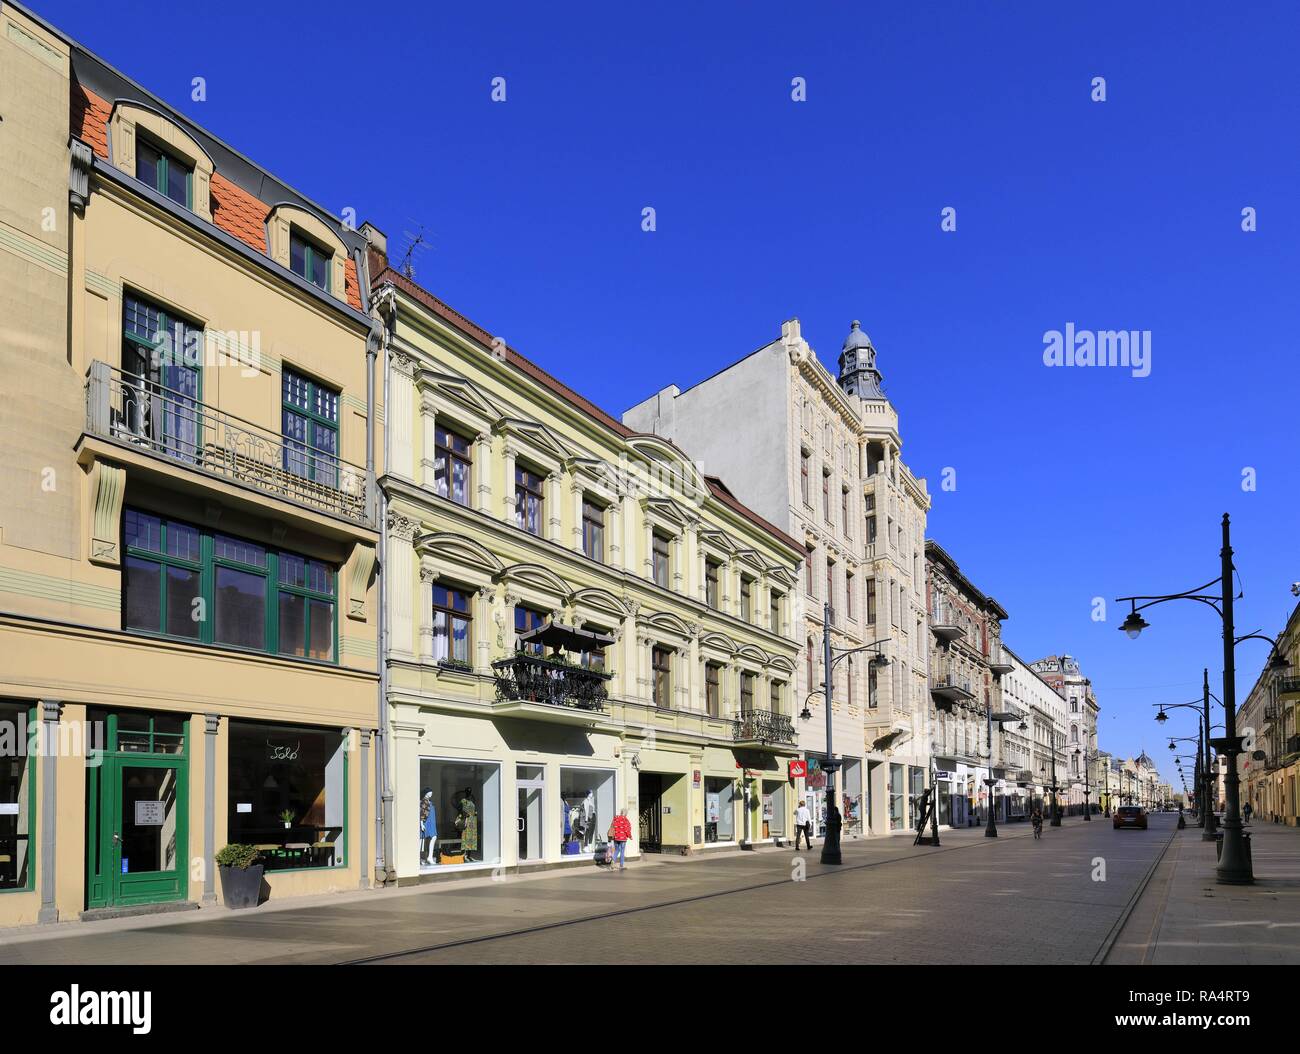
[502,443,517,525]
[608,499,623,569]
[474,432,493,513]
[37,700,60,924]
[671,534,684,594]
[570,478,585,554]
[358,729,371,889]
[203,713,218,904]
[419,394,438,490]
[387,512,418,658]
[687,629,701,711]
[418,565,436,662]
[643,519,654,581]
[389,352,416,481]
[477,587,497,668]
[546,471,563,543]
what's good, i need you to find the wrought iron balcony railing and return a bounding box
[733,708,797,745]
[491,653,611,711]
[85,361,370,525]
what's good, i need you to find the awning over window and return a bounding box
[517,621,616,653]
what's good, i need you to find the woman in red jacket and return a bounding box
[608,809,633,871]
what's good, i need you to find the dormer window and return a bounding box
[137,137,192,208]
[290,231,332,292]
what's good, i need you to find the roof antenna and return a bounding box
[397,222,429,279]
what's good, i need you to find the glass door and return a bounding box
[516,765,544,862]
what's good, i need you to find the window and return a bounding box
[123,508,336,661]
[578,623,609,671]
[283,368,339,489]
[652,533,671,588]
[0,702,33,891]
[582,498,605,562]
[120,293,201,462]
[846,658,854,706]
[740,672,754,712]
[419,758,502,867]
[706,662,722,717]
[290,231,332,292]
[432,585,472,666]
[559,767,616,856]
[826,561,835,613]
[845,571,855,620]
[769,591,782,632]
[740,577,752,622]
[805,546,816,595]
[706,559,721,609]
[515,466,545,535]
[841,488,850,537]
[800,451,811,505]
[822,470,832,522]
[434,426,473,506]
[868,662,879,709]
[228,721,346,871]
[770,680,784,716]
[865,493,876,545]
[652,646,672,707]
[515,605,547,655]
[806,638,816,687]
[136,137,192,208]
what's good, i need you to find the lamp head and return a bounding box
[1120,607,1149,640]
[1268,651,1289,673]
[1155,709,1168,724]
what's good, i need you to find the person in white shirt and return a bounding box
[794,801,813,850]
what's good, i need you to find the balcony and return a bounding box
[930,673,976,710]
[491,652,612,724]
[85,361,370,526]
[1276,674,1300,701]
[733,709,797,747]
[930,619,965,644]
[988,648,1013,676]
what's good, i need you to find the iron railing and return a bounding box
[85,361,370,524]
[491,653,611,711]
[733,709,797,745]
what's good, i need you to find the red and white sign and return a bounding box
[789,759,808,779]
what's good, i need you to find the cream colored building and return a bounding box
[366,236,804,882]
[624,319,932,837]
[0,3,381,924]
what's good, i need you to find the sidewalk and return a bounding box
[1106,819,1300,964]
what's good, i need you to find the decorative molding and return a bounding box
[69,136,93,213]
[88,460,126,566]
[348,542,376,620]
[386,509,420,542]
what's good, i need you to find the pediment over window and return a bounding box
[698,526,737,557]
[625,435,709,503]
[416,370,503,431]
[415,531,503,576]
[699,630,739,655]
[641,496,695,536]
[496,417,576,470]
[570,586,628,623]
[639,610,692,642]
[496,561,570,603]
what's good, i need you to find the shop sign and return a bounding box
[789,759,808,779]
[693,769,701,787]
[267,739,300,761]
[935,770,951,780]
[134,800,165,826]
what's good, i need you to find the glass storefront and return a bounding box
[704,777,736,843]
[908,766,926,829]
[227,721,347,871]
[889,763,905,830]
[762,780,786,839]
[418,758,501,868]
[0,703,32,891]
[842,758,863,835]
[560,766,615,855]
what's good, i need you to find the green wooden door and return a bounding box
[87,740,189,910]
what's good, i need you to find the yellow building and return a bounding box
[1239,600,1300,825]
[0,2,381,924]
[365,235,804,881]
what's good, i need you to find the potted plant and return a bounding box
[279,808,295,829]
[215,844,264,909]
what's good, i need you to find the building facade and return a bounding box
[623,318,932,837]
[367,236,804,882]
[1238,598,1300,826]
[0,2,381,924]
[1030,655,1102,814]
[924,541,1013,828]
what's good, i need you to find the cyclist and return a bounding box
[1031,805,1044,839]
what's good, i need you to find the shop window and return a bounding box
[704,777,736,842]
[0,703,34,891]
[124,508,336,662]
[417,759,501,868]
[432,584,472,665]
[290,230,332,292]
[227,721,346,871]
[582,497,605,562]
[515,466,545,535]
[762,781,786,837]
[560,767,615,856]
[434,426,473,506]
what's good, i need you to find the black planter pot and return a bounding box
[218,863,265,909]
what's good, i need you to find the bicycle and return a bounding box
[1031,815,1043,840]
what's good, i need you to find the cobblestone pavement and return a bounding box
[1106,818,1300,965]
[0,813,1205,965]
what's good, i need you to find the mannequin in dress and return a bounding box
[419,788,437,865]
[456,789,478,863]
[582,790,596,848]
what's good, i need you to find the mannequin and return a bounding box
[582,790,596,848]
[455,789,478,862]
[419,788,437,865]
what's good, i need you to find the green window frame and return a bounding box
[136,137,193,209]
[0,703,36,894]
[289,231,333,292]
[123,508,338,663]
[282,367,340,488]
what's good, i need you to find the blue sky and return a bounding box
[42,0,1299,786]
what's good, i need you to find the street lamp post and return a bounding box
[814,600,890,866]
[1115,514,1288,885]
[1073,746,1099,820]
[984,685,998,839]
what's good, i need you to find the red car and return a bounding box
[1113,805,1148,830]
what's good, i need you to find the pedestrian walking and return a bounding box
[1242,801,1253,825]
[794,800,813,850]
[607,809,632,871]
